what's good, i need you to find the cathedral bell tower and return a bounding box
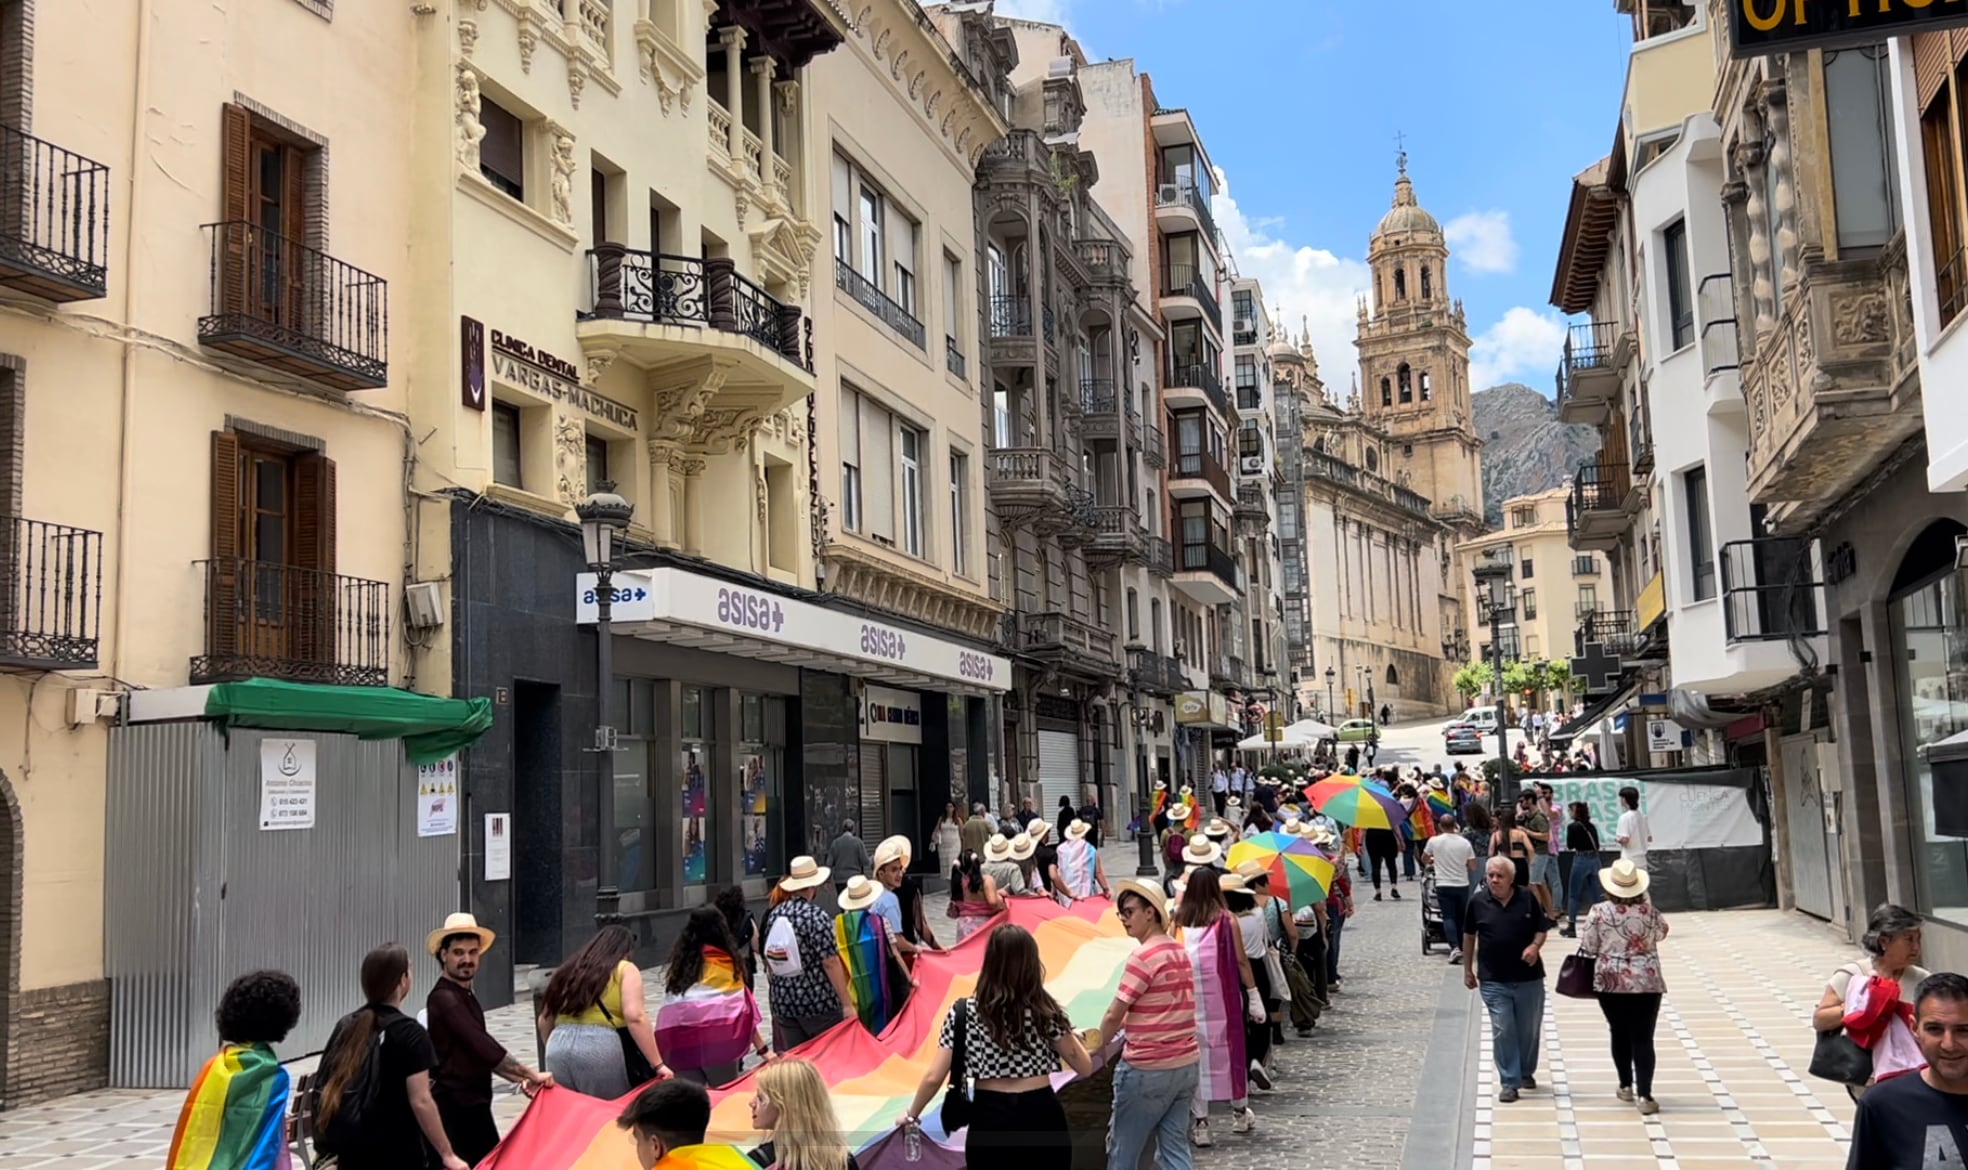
[1354,153,1484,534]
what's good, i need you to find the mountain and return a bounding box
[1472,383,1601,527]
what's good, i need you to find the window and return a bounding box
[479,95,525,200]
[492,402,523,487]
[1235,355,1258,409]
[993,388,1012,447]
[1398,363,1412,403]
[1420,265,1433,300]
[1916,33,1968,326]
[1394,268,1407,300]
[1419,372,1432,401]
[1512,505,1537,527]
[1380,377,1392,407]
[1579,583,1599,612]
[1522,589,1538,620]
[1239,419,1263,461]
[1520,558,1534,579]
[1125,589,1139,640]
[1824,44,1902,253]
[949,451,969,574]
[899,425,924,557]
[1165,233,1201,293]
[1150,597,1163,652]
[839,388,862,532]
[858,186,883,284]
[1686,464,1716,600]
[1663,219,1694,350]
[585,434,609,491]
[944,253,961,342]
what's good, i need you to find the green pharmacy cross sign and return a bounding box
[1730,0,1968,58]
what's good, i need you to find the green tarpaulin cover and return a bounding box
[203,679,494,764]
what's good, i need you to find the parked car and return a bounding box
[1458,706,1500,734]
[1336,718,1379,744]
[1444,724,1484,755]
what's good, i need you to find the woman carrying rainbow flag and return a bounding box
[836,875,912,1033]
[167,971,303,1170]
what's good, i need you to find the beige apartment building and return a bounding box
[1456,486,1606,672]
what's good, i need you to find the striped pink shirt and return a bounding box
[1115,937,1199,1069]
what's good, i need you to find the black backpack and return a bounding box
[309,1009,387,1156]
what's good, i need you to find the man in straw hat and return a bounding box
[1096,877,1201,1170]
[873,834,938,957]
[1055,818,1112,901]
[424,912,552,1163]
[762,858,855,1051]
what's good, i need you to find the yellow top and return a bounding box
[555,959,632,1027]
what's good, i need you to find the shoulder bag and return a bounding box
[940,998,974,1133]
[599,995,659,1088]
[1808,964,1875,1085]
[1556,951,1598,999]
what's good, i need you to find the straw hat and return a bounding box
[1181,833,1222,867]
[1009,832,1037,861]
[779,856,832,892]
[1112,877,1167,926]
[1204,817,1235,841]
[1599,858,1651,898]
[1179,785,1195,798]
[1310,826,1338,848]
[1220,873,1247,893]
[426,911,495,957]
[1027,819,1051,842]
[1065,818,1091,841]
[838,874,882,912]
[1281,815,1302,833]
[873,835,912,871]
[1164,800,1193,824]
[985,833,1013,862]
[1234,858,1267,880]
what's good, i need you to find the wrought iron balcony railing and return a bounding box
[589,247,814,371]
[192,557,390,687]
[1168,360,1230,416]
[1573,555,1598,576]
[1147,534,1174,578]
[201,222,388,390]
[1698,273,1741,375]
[1571,461,1627,514]
[1574,609,1641,659]
[1554,319,1621,407]
[834,260,925,349]
[1142,423,1168,468]
[0,125,109,302]
[1721,537,1825,644]
[0,517,101,670]
[988,293,1031,338]
[1173,446,1234,499]
[1178,541,1239,589]
[945,334,965,379]
[1155,181,1218,242]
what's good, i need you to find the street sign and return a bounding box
[1728,0,1968,58]
[1571,641,1623,695]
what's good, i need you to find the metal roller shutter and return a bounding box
[1037,729,1081,827]
[859,743,887,846]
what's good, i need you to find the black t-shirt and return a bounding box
[1463,887,1552,985]
[1848,1073,1968,1170]
[897,875,925,943]
[323,1004,438,1166]
[1566,821,1602,853]
[1032,843,1058,892]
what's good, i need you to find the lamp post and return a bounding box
[1130,698,1157,877]
[1471,552,1517,806]
[578,481,634,925]
[1323,665,1336,724]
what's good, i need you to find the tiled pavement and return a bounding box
[0,844,1872,1169]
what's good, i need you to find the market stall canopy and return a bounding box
[203,679,494,764]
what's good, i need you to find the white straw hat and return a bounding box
[838,874,882,911]
[1009,832,1036,861]
[779,856,831,892]
[1600,858,1651,898]
[985,833,1013,862]
[1181,834,1222,867]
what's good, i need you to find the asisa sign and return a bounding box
[1731,0,1968,58]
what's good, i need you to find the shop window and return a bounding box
[682,686,710,885]
[1891,521,1968,919]
[492,402,523,488]
[739,693,785,879]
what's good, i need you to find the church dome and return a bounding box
[1374,161,1440,238]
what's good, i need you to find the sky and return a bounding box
[992,0,1640,395]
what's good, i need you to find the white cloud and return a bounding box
[1443,210,1518,275]
[1213,171,1373,394]
[1469,307,1568,391]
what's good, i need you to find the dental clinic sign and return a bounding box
[1730,0,1968,57]
[576,566,1010,692]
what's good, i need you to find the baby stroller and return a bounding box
[1419,870,1449,955]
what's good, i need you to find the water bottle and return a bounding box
[903,1119,922,1162]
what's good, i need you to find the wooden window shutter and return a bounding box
[293,453,337,666]
[1916,32,1950,110]
[219,104,253,317]
[210,431,242,657]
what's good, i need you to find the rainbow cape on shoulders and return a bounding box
[166,1042,291,1170]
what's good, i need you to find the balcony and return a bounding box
[1235,482,1270,527]
[1554,320,1628,425]
[1146,534,1174,578]
[1234,324,1257,348]
[1008,611,1118,677]
[584,247,815,417]
[1057,485,1099,549]
[1128,646,1176,696]
[1075,239,1129,287]
[1572,555,1599,577]
[1167,359,1230,417]
[191,558,390,687]
[945,333,965,380]
[1697,273,1742,415]
[199,222,388,391]
[1087,504,1147,565]
[1305,450,1434,520]
[1080,379,1124,441]
[0,517,102,671]
[1629,415,1654,478]
[834,260,925,349]
[1162,263,1223,335]
[988,293,1031,338]
[1429,498,1486,530]
[1574,609,1642,659]
[1154,180,1218,244]
[1142,423,1168,469]
[1566,461,1630,551]
[986,447,1073,529]
[1170,445,1234,503]
[0,126,109,302]
[1174,541,1240,604]
[1721,538,1824,645]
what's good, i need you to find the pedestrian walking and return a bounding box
[1211,766,1230,818]
[313,944,466,1170]
[826,821,871,895]
[1078,797,1105,848]
[1097,877,1202,1170]
[962,803,996,859]
[1174,868,1262,1144]
[1364,825,1402,900]
[612,1078,757,1170]
[982,833,1027,895]
[1490,805,1534,892]
[1579,860,1669,1114]
[166,970,302,1170]
[947,848,1006,942]
[1845,972,1968,1170]
[715,885,761,990]
[1464,856,1552,1103]
[1055,818,1112,901]
[1424,813,1476,964]
[1222,873,1279,1090]
[538,925,669,1098]
[761,857,854,1052]
[1560,802,1603,938]
[934,801,963,873]
[836,875,911,1033]
[749,1057,861,1170]
[1615,786,1650,870]
[903,925,1092,1166]
[1324,861,1354,989]
[874,835,937,957]
[424,913,551,1163]
[656,907,767,1088]
[1814,903,1930,1100]
[1517,792,1557,919]
[1461,801,1494,893]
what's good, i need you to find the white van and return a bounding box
[1458,706,1500,733]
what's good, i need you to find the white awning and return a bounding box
[576,566,1010,697]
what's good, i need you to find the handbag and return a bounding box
[940,997,974,1132]
[599,1000,659,1087]
[1556,952,1598,999]
[1809,1028,1873,1085]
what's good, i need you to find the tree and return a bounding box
[1500,658,1536,695]
[1543,659,1572,698]
[1453,660,1494,698]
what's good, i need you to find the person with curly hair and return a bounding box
[657,907,767,1087]
[167,970,303,1170]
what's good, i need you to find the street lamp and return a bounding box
[578,481,634,924]
[1323,665,1336,723]
[1128,699,1158,877]
[1471,551,1518,806]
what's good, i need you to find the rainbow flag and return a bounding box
[836,908,899,1034]
[654,948,760,1074]
[483,897,1134,1170]
[166,1042,291,1170]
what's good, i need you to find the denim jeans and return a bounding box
[1107,1059,1199,1170]
[1436,883,1469,950]
[1479,979,1546,1090]
[1567,854,1602,931]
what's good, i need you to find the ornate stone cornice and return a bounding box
[822,540,1003,643]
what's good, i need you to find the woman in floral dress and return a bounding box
[1578,858,1670,1115]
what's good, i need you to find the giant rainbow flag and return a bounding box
[483,895,1133,1170]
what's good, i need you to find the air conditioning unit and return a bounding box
[1240,456,1265,475]
[405,582,446,630]
[67,687,120,726]
[1158,184,1181,205]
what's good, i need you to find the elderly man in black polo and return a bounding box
[1463,855,1553,1103]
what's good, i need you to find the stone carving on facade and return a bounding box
[585,347,618,386]
[872,27,889,60]
[1761,80,1798,302]
[891,49,908,81]
[674,456,707,479]
[925,89,942,121]
[554,413,585,507]
[755,471,768,522]
[549,127,577,225]
[456,66,486,172]
[649,363,732,442]
[909,71,924,100]
[517,15,539,73]
[459,18,479,58]
[691,405,770,454]
[1738,135,1775,336]
[1831,291,1890,347]
[568,65,587,109]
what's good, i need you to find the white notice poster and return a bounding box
[258,738,317,831]
[484,812,512,881]
[417,755,461,838]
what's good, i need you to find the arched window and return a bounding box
[1366,448,1379,472]
[1420,372,1433,401]
[1420,266,1433,301]
[1385,664,1400,686]
[1380,377,1392,407]
[1398,363,1413,403]
[1394,268,1407,300]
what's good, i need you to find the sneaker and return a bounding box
[1373,891,1384,902]
[1232,1108,1256,1134]
[1524,1075,1536,1090]
[1295,1027,1313,1038]
[1191,1120,1213,1148]
[1391,888,1402,900]
[1638,1097,1659,1116]
[1499,1087,1520,1103]
[1249,1061,1274,1091]
[1616,1087,1634,1103]
[1448,949,1463,963]
[1559,926,1577,938]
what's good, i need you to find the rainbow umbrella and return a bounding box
[1228,832,1334,907]
[1303,775,1406,831]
